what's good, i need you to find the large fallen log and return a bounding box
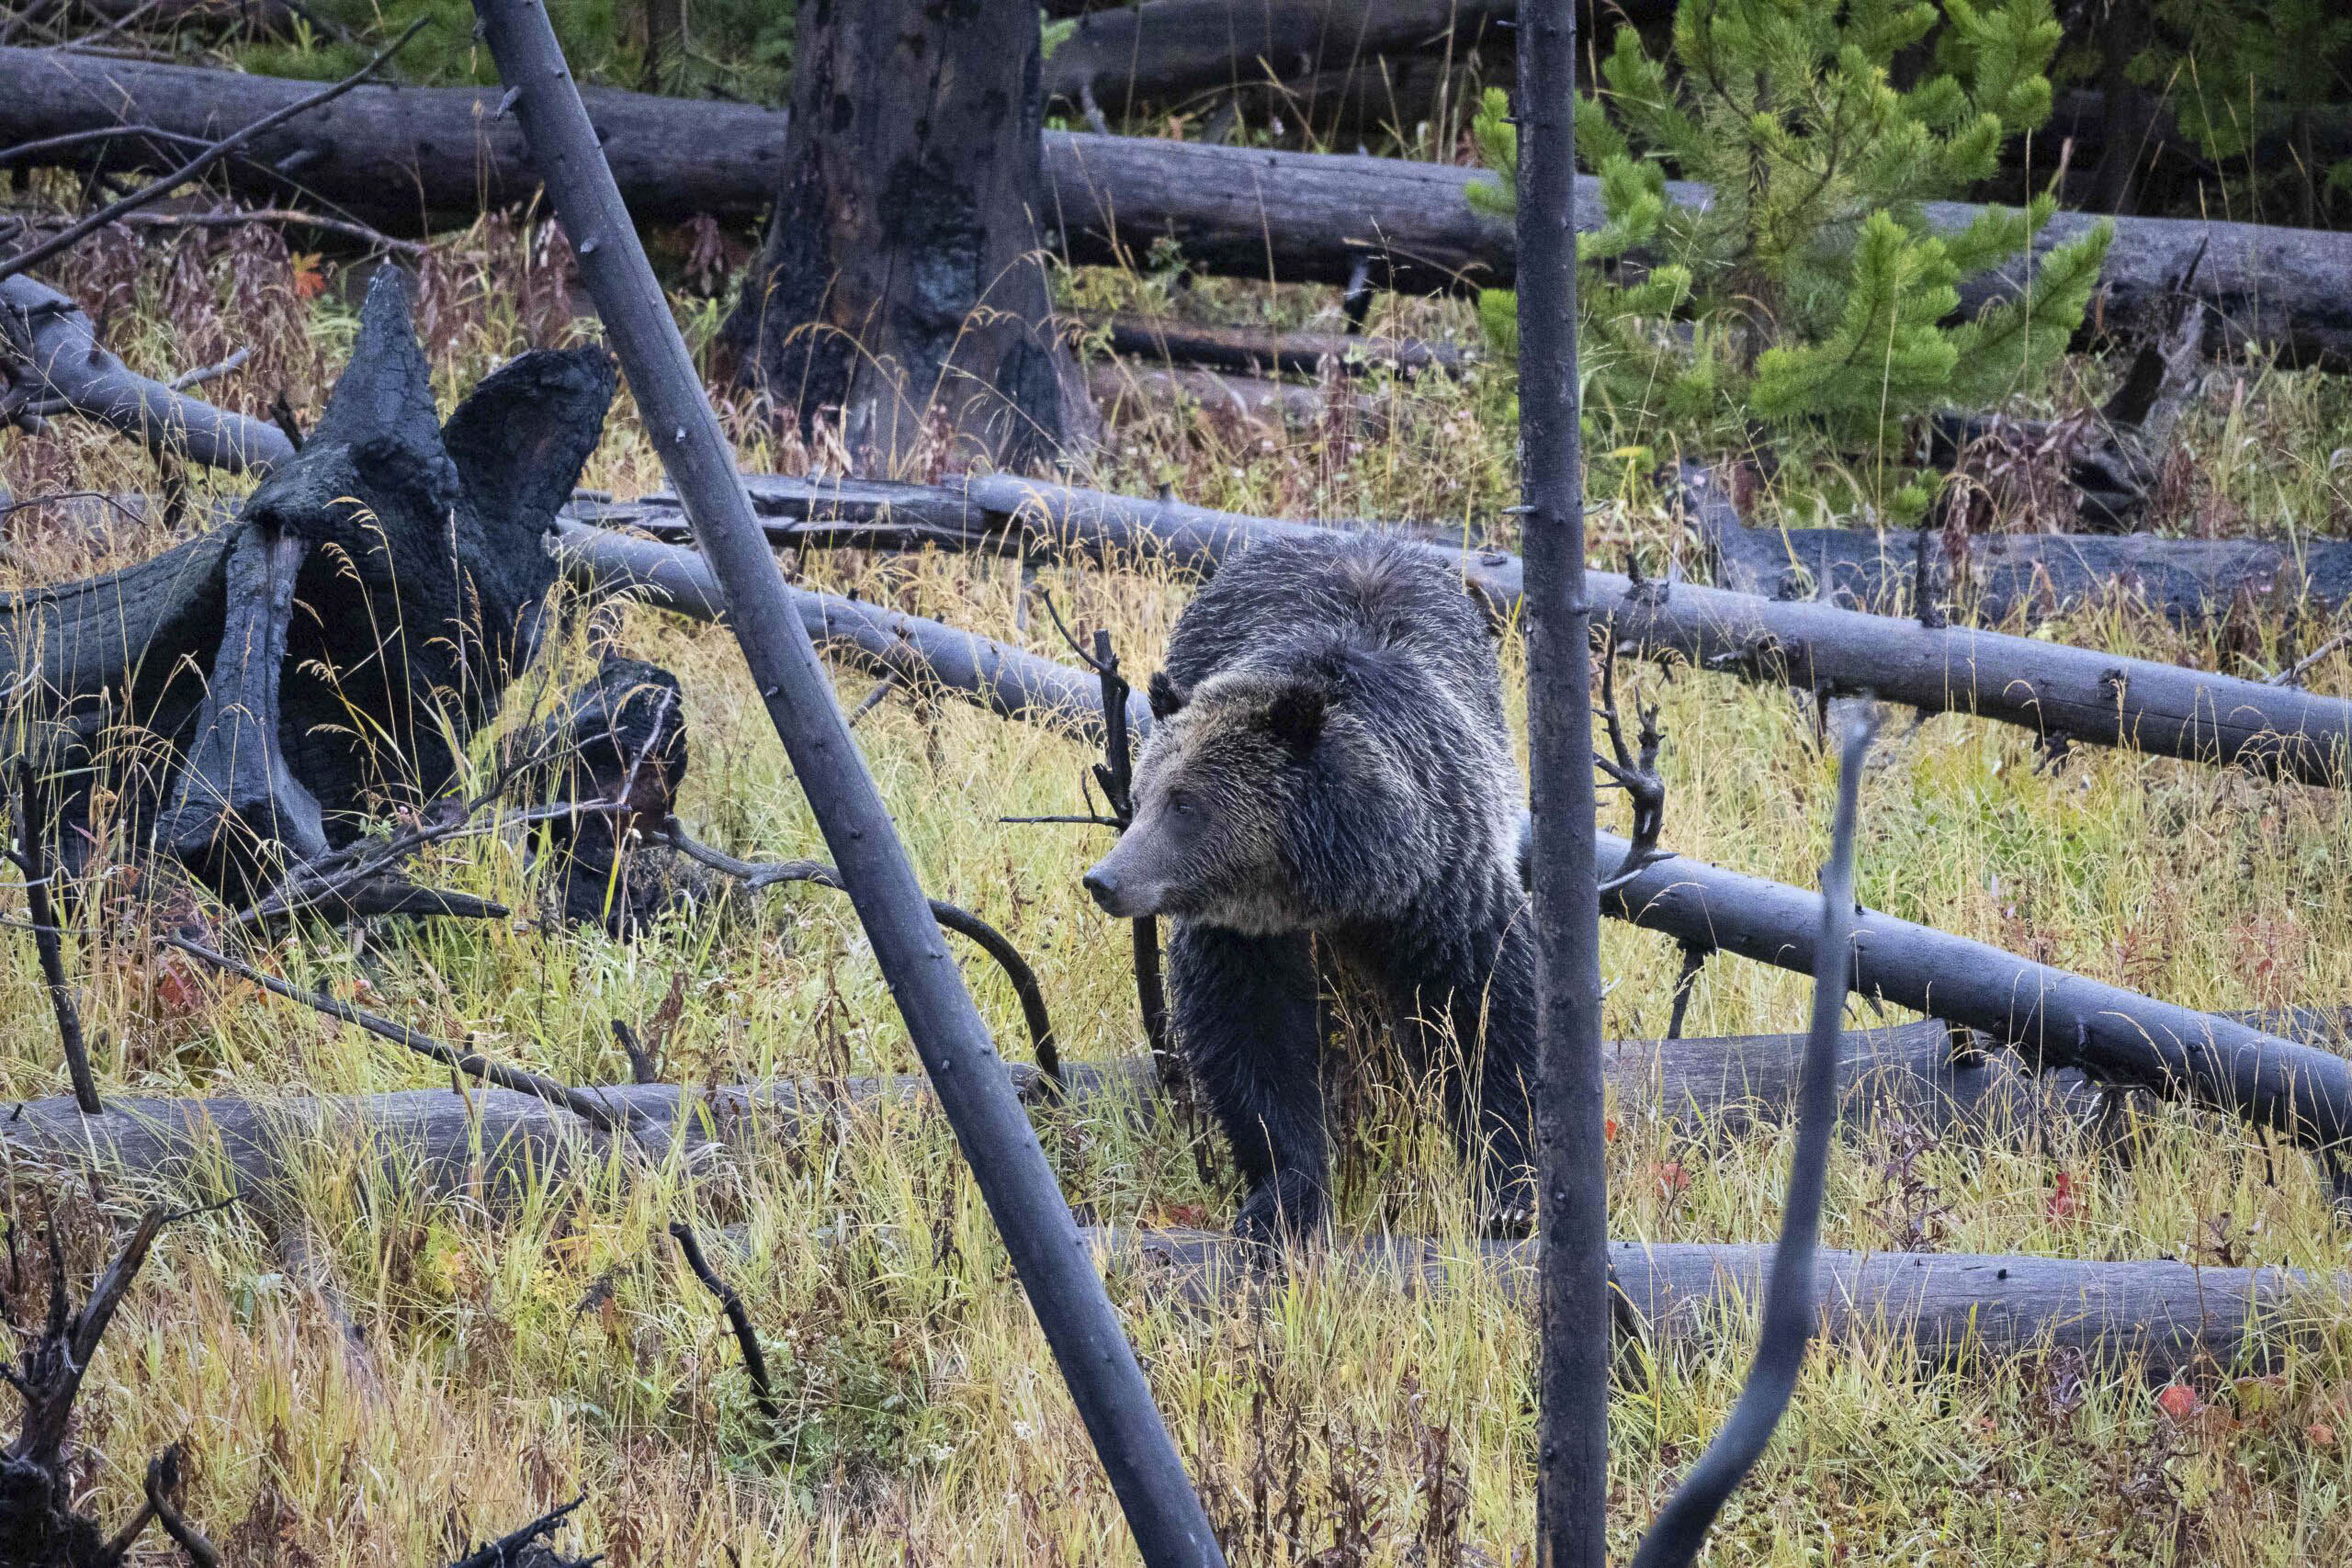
[550,521,1150,748]
[2,1067,2323,1376]
[5,49,2349,363]
[1093,1229,2345,1378]
[575,474,2352,784]
[560,519,2352,1163]
[0,1021,2114,1204]
[1704,515,2352,628]
[1041,0,1509,121]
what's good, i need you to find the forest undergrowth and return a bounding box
[1,211,2350,1564]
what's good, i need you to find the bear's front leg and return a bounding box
[1166,921,1329,1248]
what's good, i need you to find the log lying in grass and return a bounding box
[1041,0,1508,121]
[1,274,292,472]
[0,1018,2151,1206]
[1071,310,1475,378]
[1704,518,2352,629]
[960,476,2352,785]
[1593,826,2352,1156]
[549,522,1150,747]
[6,48,2349,363]
[5,1069,2323,1376]
[577,470,2352,778]
[1091,1229,2346,1378]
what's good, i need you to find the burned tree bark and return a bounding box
[718,0,1091,471]
[0,269,614,895]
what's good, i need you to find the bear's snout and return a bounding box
[1082,837,1168,919]
[1082,860,1148,919]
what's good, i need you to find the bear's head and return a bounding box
[1082,663,1422,934]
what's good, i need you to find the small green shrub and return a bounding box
[1471,0,2114,492]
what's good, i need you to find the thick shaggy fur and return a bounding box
[1083,533,1535,1244]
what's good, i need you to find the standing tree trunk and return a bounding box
[719,0,1092,474]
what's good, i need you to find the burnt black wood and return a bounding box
[718,0,1087,467]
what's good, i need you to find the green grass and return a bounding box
[2,209,2350,1564]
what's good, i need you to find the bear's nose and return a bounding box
[1081,865,1122,913]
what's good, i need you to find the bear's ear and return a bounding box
[1265,683,1326,754]
[1148,670,1188,720]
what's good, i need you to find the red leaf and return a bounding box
[2156,1383,2201,1421]
[2045,1169,2082,1223]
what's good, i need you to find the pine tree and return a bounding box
[1473,0,2113,496]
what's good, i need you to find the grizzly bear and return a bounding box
[1082,532,1536,1245]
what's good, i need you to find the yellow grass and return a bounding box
[1,212,2349,1564]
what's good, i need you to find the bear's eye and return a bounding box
[1167,791,1193,817]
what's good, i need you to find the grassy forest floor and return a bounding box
[3,214,2352,1564]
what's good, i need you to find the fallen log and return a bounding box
[1702,513,2352,628]
[6,49,2349,363]
[575,472,2352,782]
[1,273,290,472]
[559,519,2352,1164]
[550,521,1150,749]
[1072,310,1475,378]
[1092,1229,2346,1378]
[0,1023,2097,1204]
[2,1070,2324,1379]
[1592,825,2352,1156]
[962,477,2352,785]
[1042,0,1509,121]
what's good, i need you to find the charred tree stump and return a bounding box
[0,269,614,899]
[530,654,703,936]
[718,0,1092,471]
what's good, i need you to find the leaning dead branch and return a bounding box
[668,1222,780,1433]
[469,8,1218,1558]
[1631,709,1873,1568]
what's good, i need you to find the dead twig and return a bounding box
[160,931,646,1136]
[0,17,426,287]
[611,1018,660,1085]
[8,762,98,1115]
[2269,626,2352,688]
[1594,639,1669,895]
[1021,592,1171,1088]
[143,1443,221,1567]
[668,1222,781,1432]
[660,818,1062,1088]
[445,1495,597,1568]
[165,344,249,391]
